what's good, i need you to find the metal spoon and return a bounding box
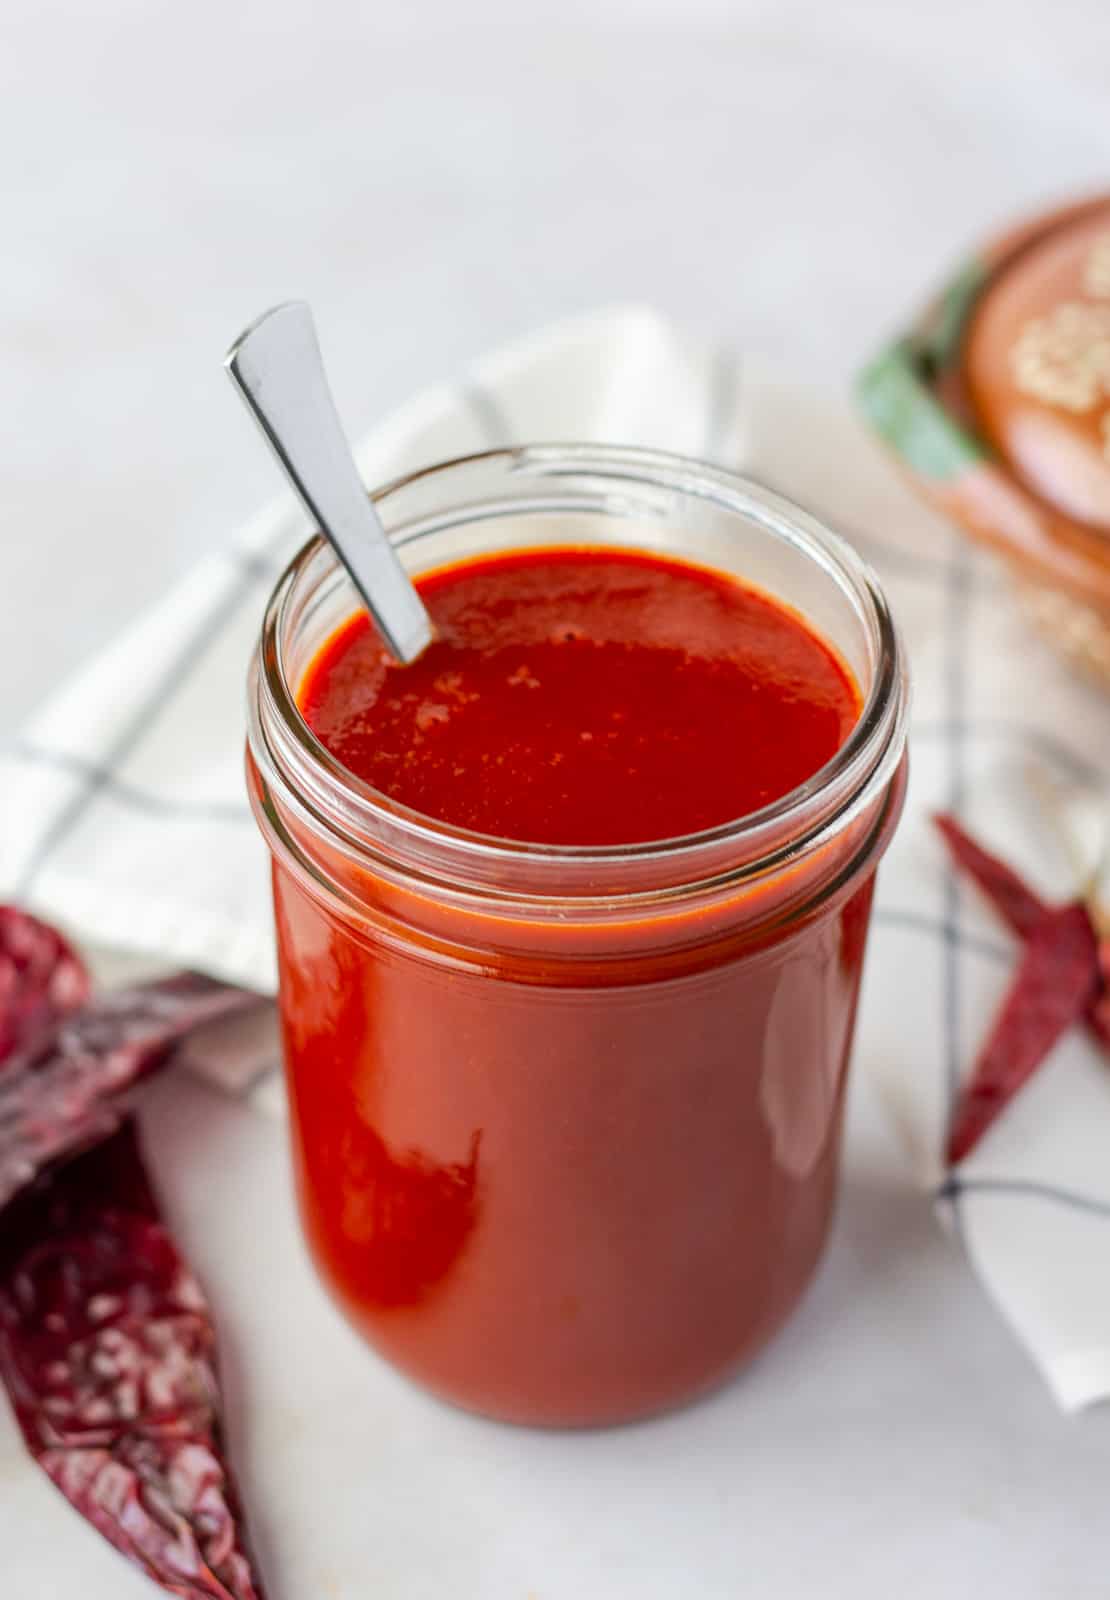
[225,302,433,664]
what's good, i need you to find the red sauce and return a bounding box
[298,548,859,845]
[267,546,895,1426]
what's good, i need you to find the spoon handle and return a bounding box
[225,302,433,665]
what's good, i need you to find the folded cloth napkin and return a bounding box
[4,307,1110,1411]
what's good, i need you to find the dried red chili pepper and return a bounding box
[934,814,1109,1162]
[936,811,1110,1054]
[1093,941,1110,1042]
[0,972,263,1212]
[946,900,1100,1164]
[0,906,89,1065]
[933,814,1049,939]
[0,1120,267,1599]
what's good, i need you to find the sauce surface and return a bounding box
[298,547,859,845]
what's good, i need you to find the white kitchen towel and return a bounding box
[4,306,1110,1411]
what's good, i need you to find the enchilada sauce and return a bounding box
[299,548,858,844]
[276,548,870,1423]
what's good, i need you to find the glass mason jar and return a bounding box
[247,446,908,1427]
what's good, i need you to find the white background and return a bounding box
[4,3,1110,1596]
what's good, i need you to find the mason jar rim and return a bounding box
[248,444,908,907]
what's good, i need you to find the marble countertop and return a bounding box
[4,1,1110,1594]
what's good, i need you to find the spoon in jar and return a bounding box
[224,302,434,664]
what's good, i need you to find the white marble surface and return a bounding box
[4,2,1110,1595]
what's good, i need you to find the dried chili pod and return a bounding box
[0,973,263,1212]
[947,900,1100,1164]
[935,812,1110,1053]
[934,813,1049,939]
[1092,940,1110,1041]
[0,905,89,1066]
[0,1120,267,1599]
